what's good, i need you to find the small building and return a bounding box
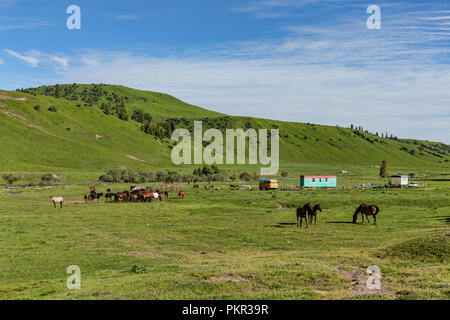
[300,175,337,188]
[390,175,408,187]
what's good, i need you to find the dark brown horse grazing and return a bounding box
[105,192,115,202]
[308,204,322,225]
[353,204,380,225]
[139,191,155,202]
[296,203,314,228]
[114,191,129,202]
[89,192,103,203]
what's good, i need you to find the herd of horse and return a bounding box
[83,186,185,203]
[51,186,380,227]
[296,203,379,228]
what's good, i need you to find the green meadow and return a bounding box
[0,177,448,300]
[0,85,448,300]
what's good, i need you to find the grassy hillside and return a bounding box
[0,84,449,180]
[20,84,222,120]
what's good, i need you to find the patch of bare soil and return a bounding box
[334,265,394,298]
[1,109,27,121]
[276,202,287,209]
[124,154,146,162]
[0,94,27,101]
[207,275,247,282]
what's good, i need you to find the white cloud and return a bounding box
[53,50,450,143]
[49,56,68,69]
[81,58,100,67]
[421,16,450,21]
[4,49,38,67]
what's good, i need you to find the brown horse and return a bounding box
[179,190,185,199]
[114,191,129,202]
[353,204,380,225]
[139,191,154,202]
[296,203,314,228]
[129,193,139,202]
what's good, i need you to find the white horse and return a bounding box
[153,192,159,200]
[50,196,64,208]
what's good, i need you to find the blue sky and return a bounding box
[1,0,449,143]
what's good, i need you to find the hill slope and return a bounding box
[0,85,448,177]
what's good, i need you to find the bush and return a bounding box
[2,174,22,185]
[281,171,289,177]
[106,169,122,182]
[166,171,181,183]
[33,105,40,111]
[139,172,155,182]
[239,172,253,182]
[41,173,59,183]
[48,107,57,112]
[99,174,115,183]
[210,174,225,182]
[156,171,166,182]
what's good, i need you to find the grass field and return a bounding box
[0,171,448,300]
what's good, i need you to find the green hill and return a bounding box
[1,84,448,180]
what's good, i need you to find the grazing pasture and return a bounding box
[0,179,448,300]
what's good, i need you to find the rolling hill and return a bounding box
[0,84,448,179]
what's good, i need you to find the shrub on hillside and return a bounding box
[33,105,40,111]
[2,174,22,185]
[48,107,57,112]
[210,174,225,182]
[281,171,289,177]
[99,174,115,183]
[41,173,59,183]
[239,172,253,182]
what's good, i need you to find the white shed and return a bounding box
[390,175,408,186]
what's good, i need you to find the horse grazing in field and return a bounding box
[296,203,314,228]
[353,204,379,225]
[179,190,185,199]
[89,192,104,203]
[139,191,154,202]
[105,192,115,202]
[114,191,129,202]
[129,193,139,202]
[308,204,322,225]
[50,196,64,208]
